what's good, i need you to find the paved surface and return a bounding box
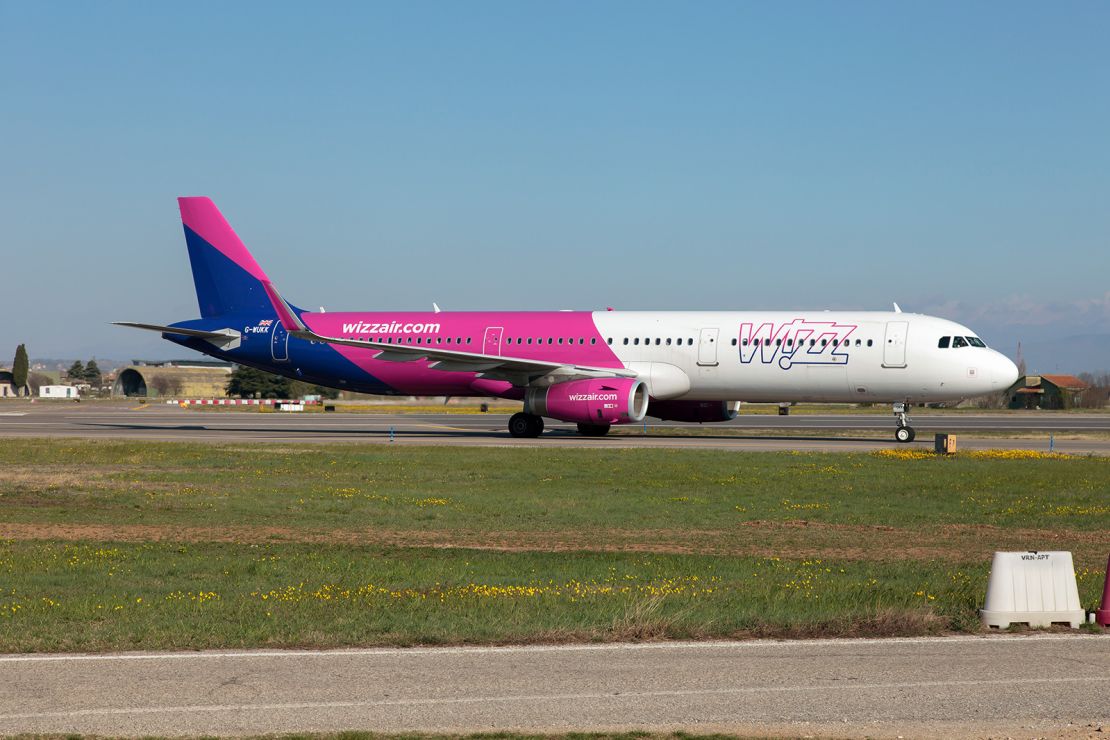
[0,636,1107,737]
[1,403,1108,453]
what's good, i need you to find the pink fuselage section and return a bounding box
[301,311,618,397]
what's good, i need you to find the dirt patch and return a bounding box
[1,468,102,490]
[1,521,1106,565]
[0,466,213,496]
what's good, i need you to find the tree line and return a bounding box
[65,359,103,386]
[226,365,339,400]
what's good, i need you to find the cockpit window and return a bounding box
[938,336,951,349]
[952,336,968,348]
[967,337,986,347]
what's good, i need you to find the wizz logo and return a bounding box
[739,319,858,369]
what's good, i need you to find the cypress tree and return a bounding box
[12,344,29,395]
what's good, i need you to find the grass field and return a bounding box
[0,440,1106,651]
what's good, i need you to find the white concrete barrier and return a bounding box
[980,551,1086,629]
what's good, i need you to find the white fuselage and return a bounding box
[589,310,1018,403]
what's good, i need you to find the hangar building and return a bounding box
[113,359,233,398]
[0,369,28,398]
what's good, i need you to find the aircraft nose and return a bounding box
[992,352,1020,389]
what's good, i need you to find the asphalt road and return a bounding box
[1,636,1106,737]
[1,404,1108,453]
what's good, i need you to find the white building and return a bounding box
[39,385,79,399]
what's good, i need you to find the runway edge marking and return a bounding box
[1,633,1107,662]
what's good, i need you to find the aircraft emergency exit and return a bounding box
[118,198,1020,442]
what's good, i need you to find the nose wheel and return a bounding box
[893,402,916,443]
[508,412,544,438]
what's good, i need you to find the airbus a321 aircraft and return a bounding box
[118,198,1020,442]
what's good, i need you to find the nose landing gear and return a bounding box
[508,412,544,438]
[893,402,916,443]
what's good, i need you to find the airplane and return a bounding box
[118,197,1020,442]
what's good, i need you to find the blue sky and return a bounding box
[2,2,1108,370]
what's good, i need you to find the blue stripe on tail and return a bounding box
[184,225,275,318]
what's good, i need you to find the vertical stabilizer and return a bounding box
[179,197,275,318]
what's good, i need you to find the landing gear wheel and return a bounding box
[576,423,611,437]
[509,412,543,438]
[892,401,915,444]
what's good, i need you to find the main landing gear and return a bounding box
[508,412,544,438]
[893,402,916,443]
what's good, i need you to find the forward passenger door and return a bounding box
[697,328,719,367]
[882,321,908,368]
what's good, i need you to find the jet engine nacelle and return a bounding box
[647,399,739,423]
[525,378,648,425]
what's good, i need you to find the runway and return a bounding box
[1,403,1108,453]
[1,636,1106,737]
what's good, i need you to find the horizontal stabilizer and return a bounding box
[113,322,241,350]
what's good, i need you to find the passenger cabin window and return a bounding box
[952,336,968,348]
[867,339,873,347]
[730,338,737,346]
[938,336,951,349]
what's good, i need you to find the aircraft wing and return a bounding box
[261,281,635,385]
[292,328,637,385]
